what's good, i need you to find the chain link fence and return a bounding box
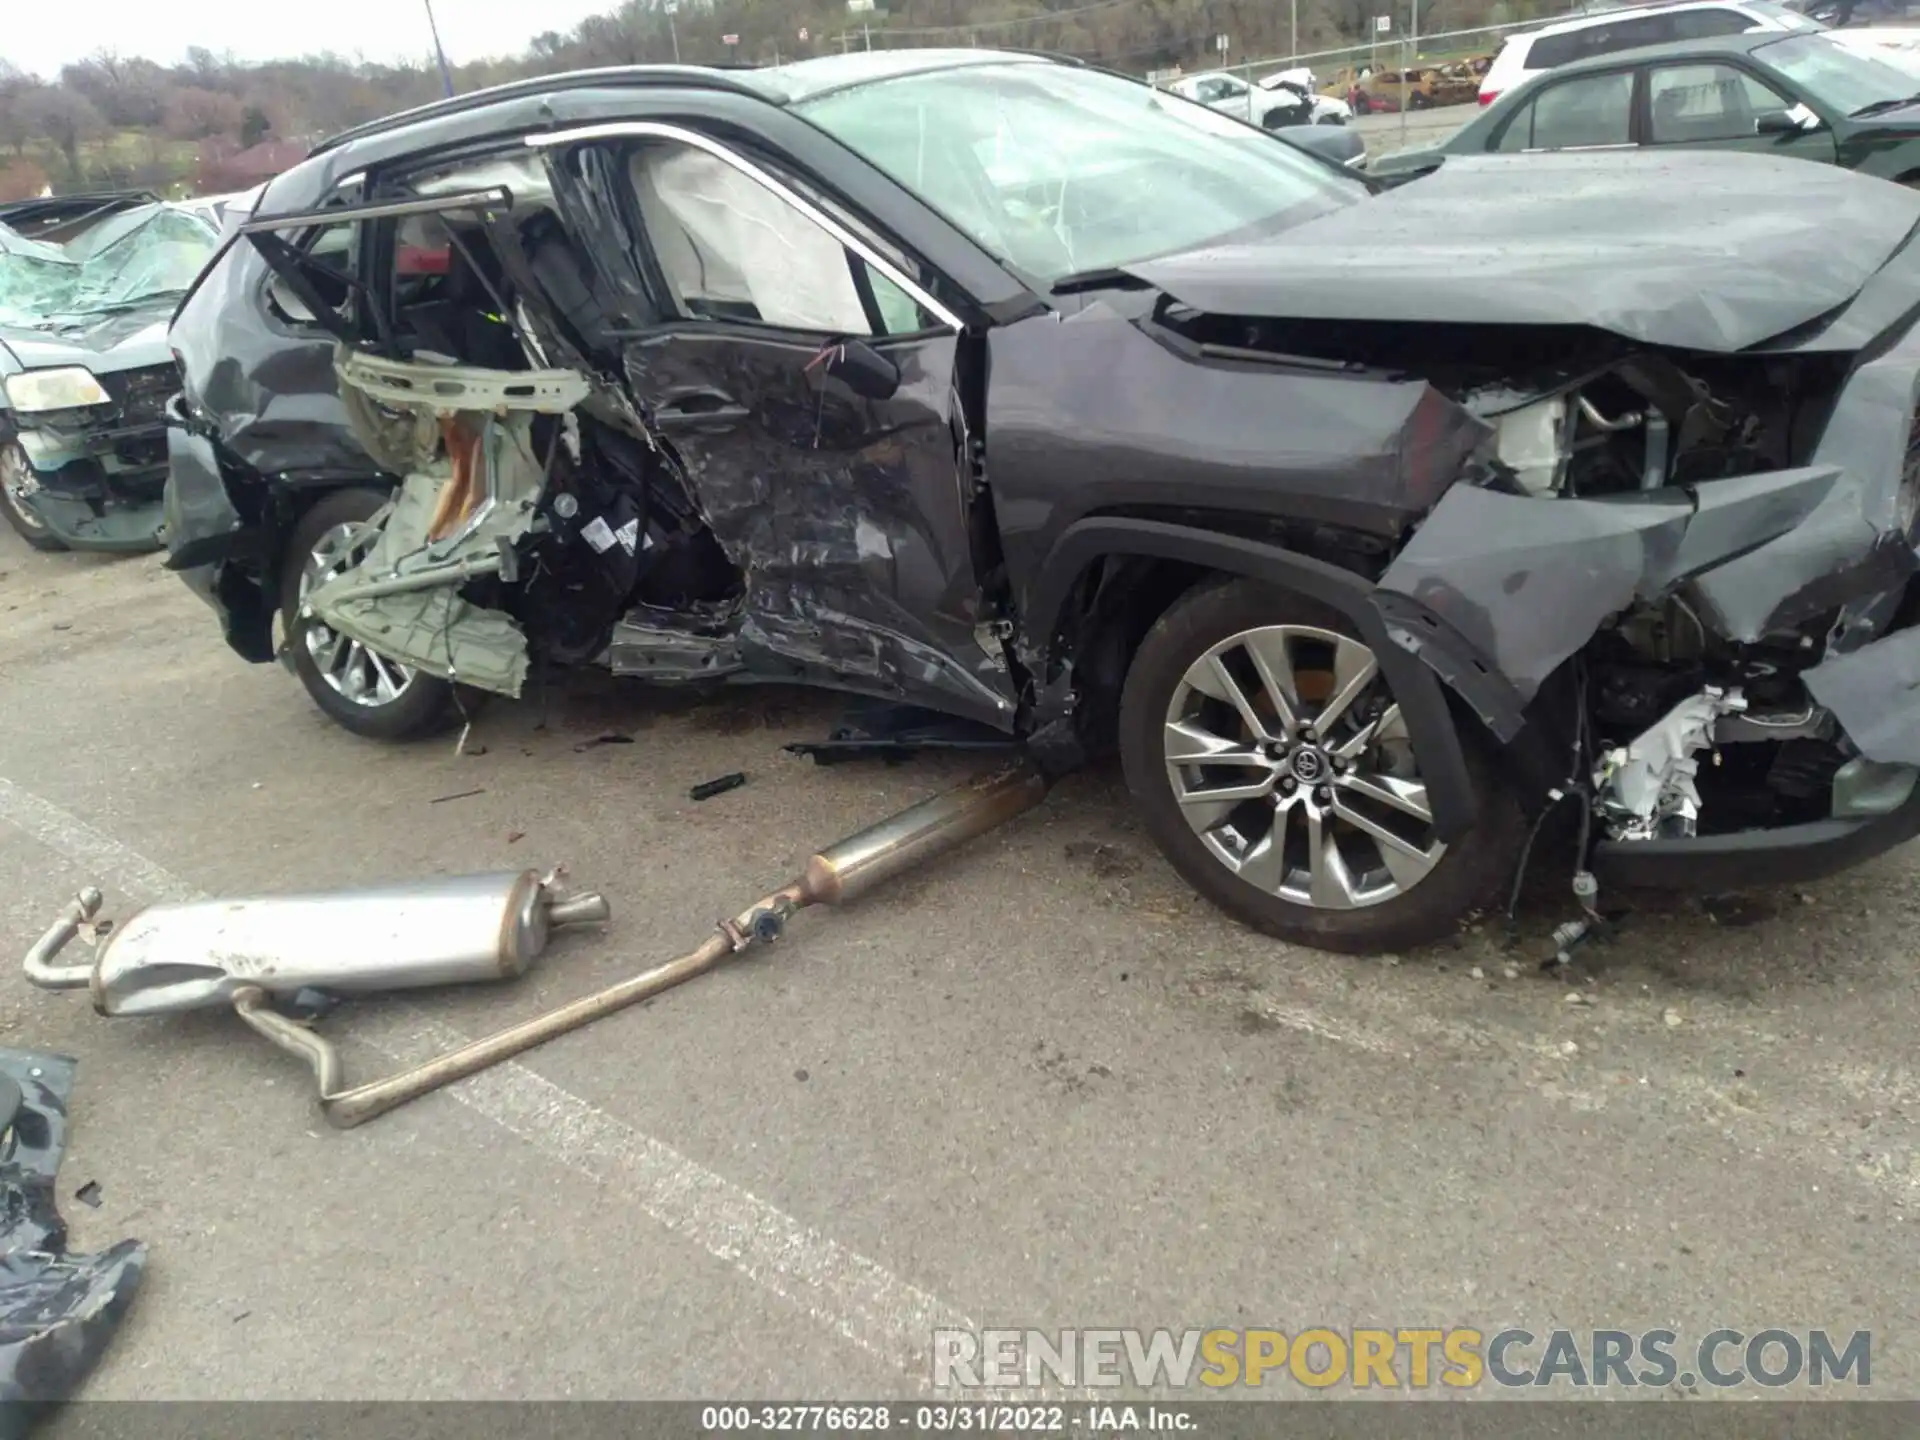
[1144,14,1572,148]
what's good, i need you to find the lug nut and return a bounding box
[1315,786,1333,805]
[1301,727,1317,742]
[1280,776,1296,793]
[1332,757,1349,774]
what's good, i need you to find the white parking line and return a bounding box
[0,774,978,1386]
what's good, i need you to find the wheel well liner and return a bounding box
[1029,517,1480,840]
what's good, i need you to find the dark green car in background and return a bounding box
[1370,31,1920,185]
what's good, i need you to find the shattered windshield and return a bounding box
[795,62,1364,284]
[0,204,220,328]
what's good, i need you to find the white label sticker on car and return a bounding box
[614,518,639,555]
[582,516,617,553]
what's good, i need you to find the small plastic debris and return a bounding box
[1700,893,1773,927]
[1565,992,1592,1006]
[51,622,71,632]
[73,1181,101,1209]
[1663,1007,1685,1028]
[689,771,749,802]
[506,831,526,845]
[1502,965,1520,981]
[250,782,263,790]
[1469,966,1485,980]
[232,1310,251,1323]
[429,787,486,805]
[574,732,635,752]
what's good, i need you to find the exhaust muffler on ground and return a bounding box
[25,870,611,1016]
[22,760,1048,1129]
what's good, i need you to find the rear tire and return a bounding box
[1119,578,1524,954]
[280,487,457,742]
[0,442,66,552]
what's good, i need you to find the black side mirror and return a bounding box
[824,338,901,402]
[1754,108,1804,135]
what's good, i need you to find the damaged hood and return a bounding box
[1126,150,1920,352]
[0,305,173,375]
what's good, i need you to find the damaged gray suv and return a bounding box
[164,49,1920,954]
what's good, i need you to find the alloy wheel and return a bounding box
[1162,624,1445,910]
[0,444,49,534]
[297,521,417,708]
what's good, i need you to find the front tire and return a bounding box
[1119,578,1523,954]
[0,442,66,552]
[280,487,457,741]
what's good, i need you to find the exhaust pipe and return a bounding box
[243,759,1048,1128]
[24,870,611,1016]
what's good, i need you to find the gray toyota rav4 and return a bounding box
[163,49,1920,954]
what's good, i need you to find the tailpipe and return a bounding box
[22,870,610,1016]
[255,758,1050,1129]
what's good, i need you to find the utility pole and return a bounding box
[423,0,454,96]
[1400,0,1417,144]
[1290,0,1297,63]
[666,0,681,63]
[863,22,872,50]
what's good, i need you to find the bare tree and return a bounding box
[17,87,106,182]
[165,86,245,140]
[0,66,38,157]
[60,52,166,128]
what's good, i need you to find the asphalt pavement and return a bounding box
[1354,102,1477,161]
[4,522,1919,1401]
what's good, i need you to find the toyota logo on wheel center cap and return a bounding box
[1290,749,1325,783]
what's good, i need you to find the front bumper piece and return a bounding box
[9,367,176,552]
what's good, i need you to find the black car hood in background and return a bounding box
[0,302,175,376]
[1127,150,1920,352]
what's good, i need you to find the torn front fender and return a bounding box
[985,300,1495,627]
[1378,311,1920,703]
[1376,466,1850,702]
[0,1048,144,1425]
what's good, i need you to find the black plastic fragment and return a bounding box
[572,732,636,752]
[785,703,1021,767]
[689,772,748,802]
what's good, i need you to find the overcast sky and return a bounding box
[11,0,626,80]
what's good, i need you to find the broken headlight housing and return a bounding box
[4,366,111,414]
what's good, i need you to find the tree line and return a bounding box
[0,0,1560,199]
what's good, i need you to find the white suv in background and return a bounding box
[1478,0,1831,105]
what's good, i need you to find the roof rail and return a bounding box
[311,65,767,157]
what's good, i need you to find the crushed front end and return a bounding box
[1,203,220,553]
[1366,276,1920,896]
[2,362,176,552]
